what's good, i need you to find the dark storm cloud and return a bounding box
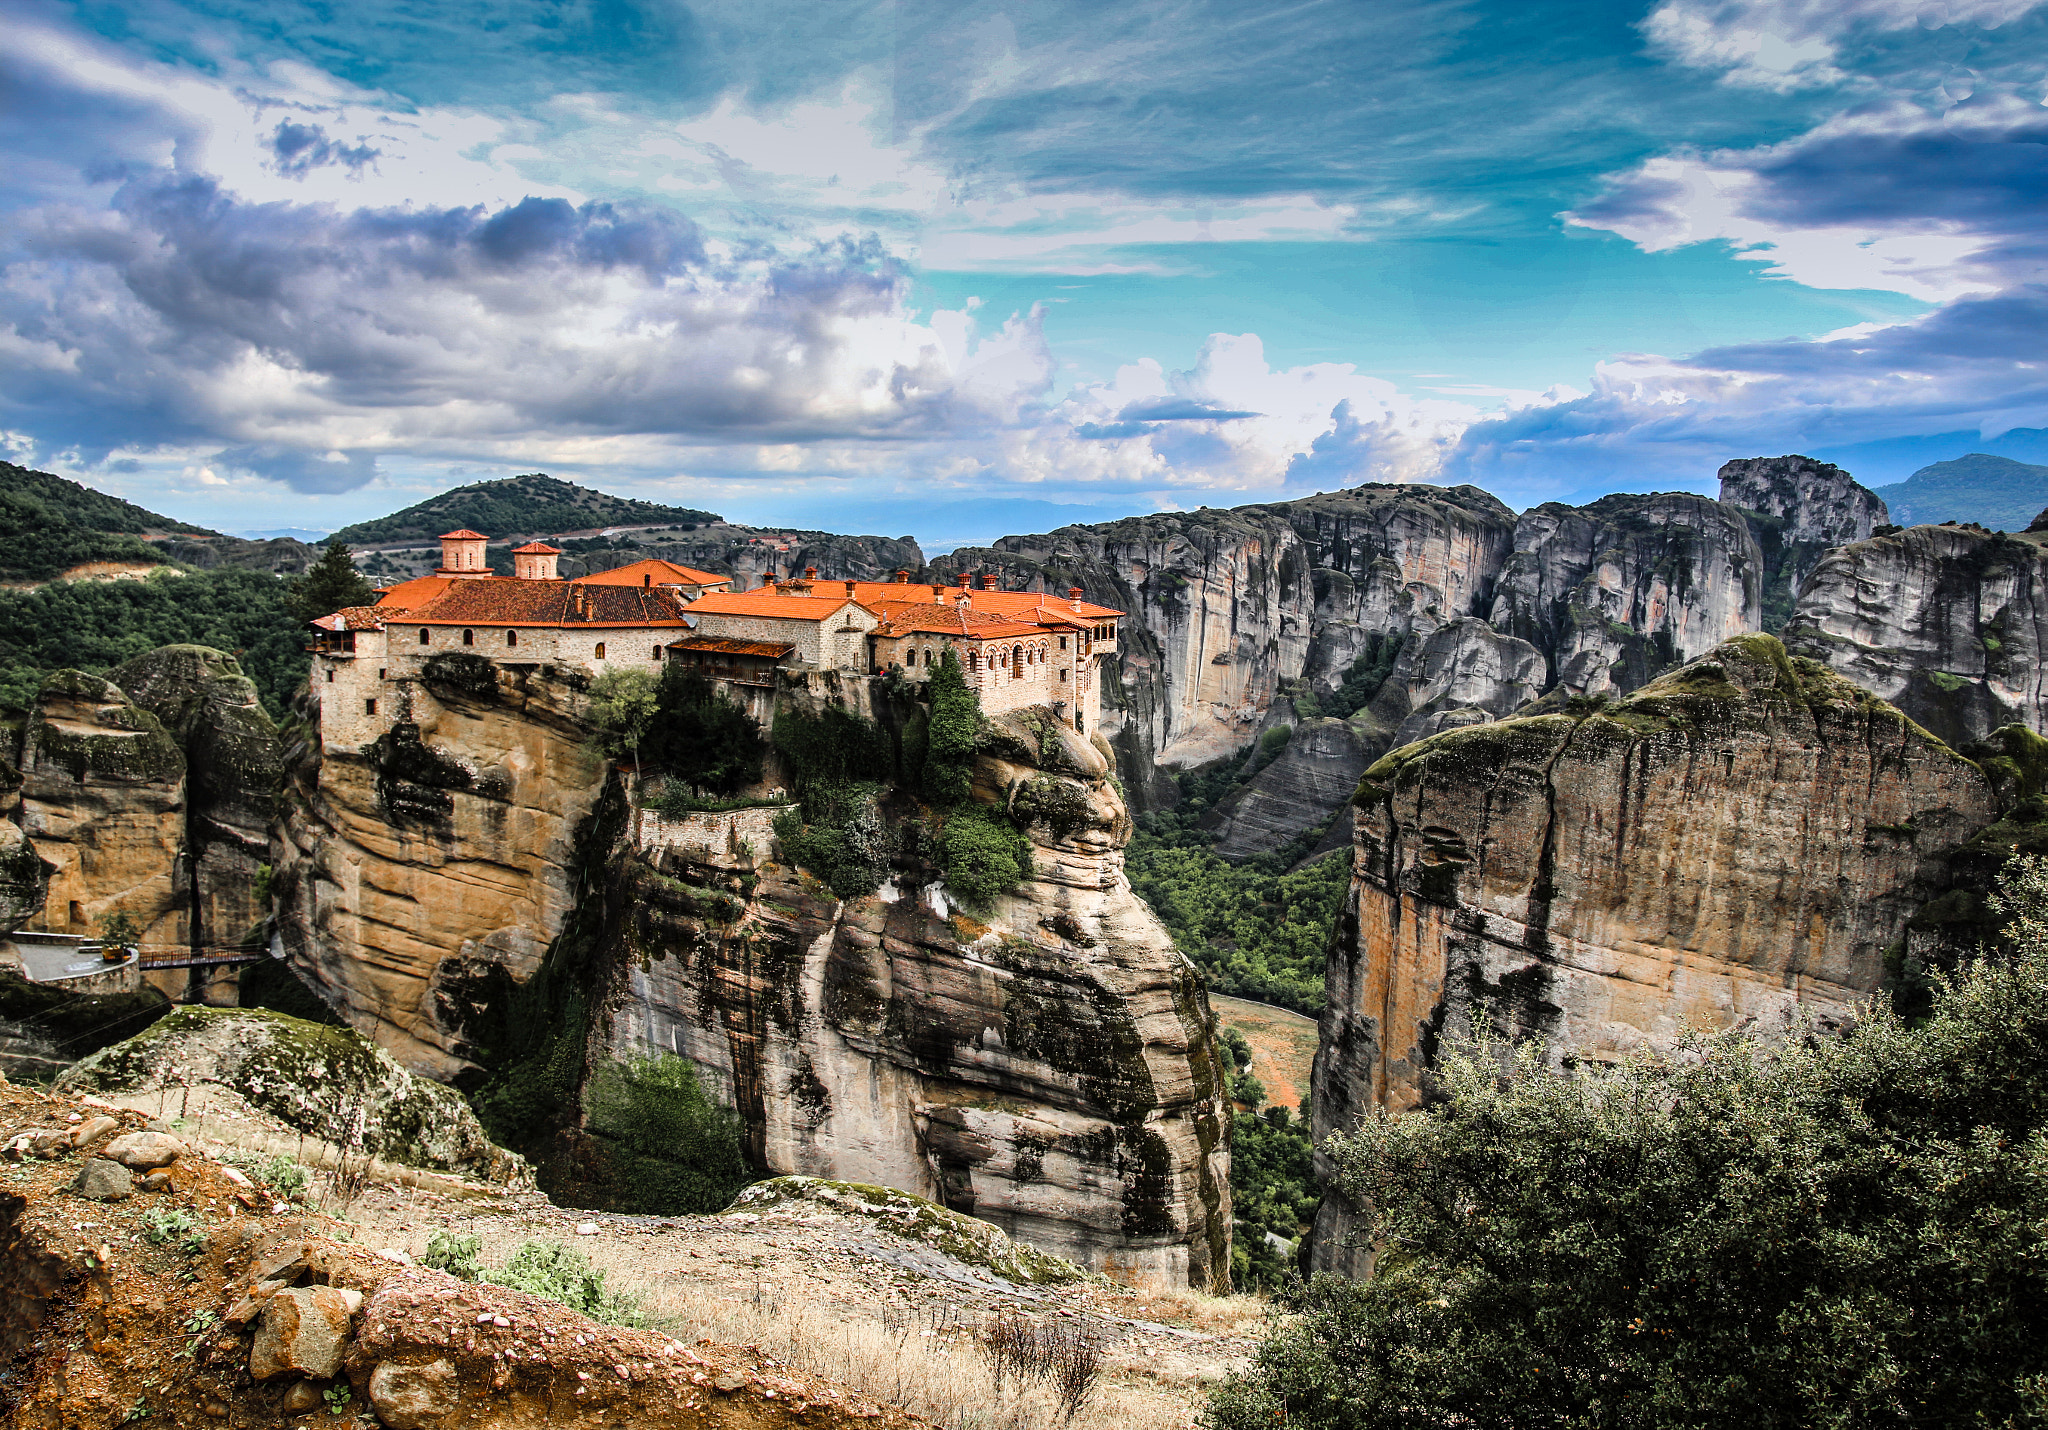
[267,120,381,178]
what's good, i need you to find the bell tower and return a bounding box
[436,529,491,578]
[512,542,562,580]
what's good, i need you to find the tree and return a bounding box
[1207,856,2048,1430]
[588,668,659,771]
[922,647,980,807]
[286,542,376,622]
[96,910,142,952]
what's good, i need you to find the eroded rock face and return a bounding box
[272,663,605,1077]
[1783,524,2048,746]
[1309,635,1994,1274]
[599,700,1231,1289]
[1210,718,1371,860]
[0,819,52,934]
[15,670,188,946]
[1490,493,1764,697]
[1718,455,1890,629]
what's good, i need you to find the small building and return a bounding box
[684,582,879,671]
[664,635,794,687]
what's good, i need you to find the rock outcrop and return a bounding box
[1718,455,1890,628]
[1210,718,1371,860]
[272,662,607,1078]
[58,1004,529,1184]
[1784,524,2048,747]
[0,818,51,933]
[1310,635,1995,1273]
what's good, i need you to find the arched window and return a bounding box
[462,628,474,646]
[595,642,607,660]
[968,651,979,673]
[652,646,661,661]
[419,628,430,645]
[1011,645,1023,678]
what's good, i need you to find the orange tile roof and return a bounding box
[846,580,1122,619]
[438,529,489,540]
[375,574,463,607]
[575,558,731,588]
[869,603,1048,639]
[328,580,691,629]
[667,635,796,659]
[687,591,867,622]
[511,541,562,555]
[311,605,392,632]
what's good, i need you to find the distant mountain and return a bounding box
[328,474,722,546]
[1872,454,2048,531]
[0,461,215,582]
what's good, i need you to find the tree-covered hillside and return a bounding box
[328,473,721,545]
[1875,453,2048,530]
[0,461,214,582]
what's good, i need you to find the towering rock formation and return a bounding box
[0,818,52,934]
[1310,635,1994,1273]
[274,665,1230,1288]
[1784,524,2048,747]
[1488,493,1764,696]
[14,670,189,949]
[1718,455,1890,628]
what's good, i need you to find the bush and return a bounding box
[582,1053,751,1215]
[940,808,1033,907]
[773,701,891,796]
[421,1229,484,1282]
[226,1152,309,1201]
[1207,855,2048,1430]
[489,1240,644,1327]
[921,649,980,807]
[772,782,889,899]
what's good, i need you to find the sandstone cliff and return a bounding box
[275,665,1231,1288]
[1784,524,2048,747]
[1309,635,1994,1273]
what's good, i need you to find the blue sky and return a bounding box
[2,0,2044,546]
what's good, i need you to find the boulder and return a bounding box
[250,1286,356,1380]
[69,1158,132,1201]
[102,1131,184,1170]
[366,1358,460,1430]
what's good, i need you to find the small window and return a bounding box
[419,628,430,645]
[462,628,474,646]
[1011,645,1023,678]
[325,668,334,684]
[1060,668,1069,683]
[643,574,651,587]
[1059,636,1067,650]
[378,668,386,680]
[652,646,661,661]
[595,642,607,660]
[364,698,377,716]
[506,630,517,647]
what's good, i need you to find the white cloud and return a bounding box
[1642,0,2044,90]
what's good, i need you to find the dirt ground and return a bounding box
[1209,996,1317,1113]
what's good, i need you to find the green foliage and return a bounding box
[1208,855,2048,1430]
[939,807,1033,907]
[0,461,210,582]
[488,1239,645,1327]
[140,1207,204,1254]
[1229,1107,1317,1293]
[641,668,765,796]
[321,1385,352,1417]
[95,911,141,951]
[588,667,659,761]
[1295,635,1405,722]
[0,567,308,718]
[327,473,719,546]
[773,783,889,899]
[284,542,375,622]
[1259,724,1293,757]
[922,648,981,808]
[421,1229,484,1281]
[1127,842,1346,1015]
[1010,776,1092,837]
[582,1053,752,1215]
[773,700,892,795]
[226,1152,309,1201]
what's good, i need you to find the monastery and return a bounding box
[309,532,1122,751]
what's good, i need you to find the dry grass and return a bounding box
[644,1282,1206,1430]
[1113,1286,1269,1338]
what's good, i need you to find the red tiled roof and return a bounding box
[576,558,731,588]
[324,580,691,629]
[311,606,393,632]
[438,529,489,540]
[847,581,1122,620]
[375,574,462,607]
[869,603,1047,639]
[688,591,867,622]
[667,635,796,659]
[511,541,562,555]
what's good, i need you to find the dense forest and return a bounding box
[0,461,214,582]
[329,472,721,545]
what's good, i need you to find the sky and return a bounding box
[2,0,2045,548]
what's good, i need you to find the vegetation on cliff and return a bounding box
[0,461,212,582]
[1211,856,2048,1430]
[328,472,720,545]
[285,541,375,621]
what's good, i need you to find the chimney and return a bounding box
[1070,586,1084,611]
[760,567,776,589]
[957,572,971,588]
[981,573,998,591]
[844,580,856,596]
[893,569,910,584]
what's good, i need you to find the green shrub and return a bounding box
[140,1207,204,1254]
[773,701,891,795]
[489,1240,644,1326]
[1207,855,2048,1430]
[226,1152,309,1201]
[922,649,980,807]
[772,782,889,899]
[940,809,1033,907]
[582,1053,751,1215]
[421,1229,484,1281]
[642,669,766,795]
[1011,776,1092,837]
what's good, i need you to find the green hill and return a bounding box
[1873,453,2048,531]
[0,462,215,583]
[328,474,721,546]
